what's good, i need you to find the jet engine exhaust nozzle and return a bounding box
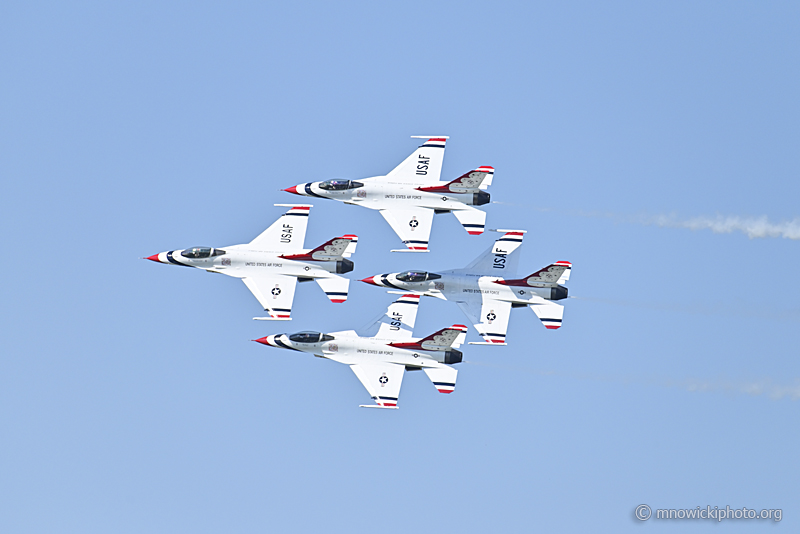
[473,191,490,206]
[444,349,463,365]
[336,259,354,274]
[550,285,568,301]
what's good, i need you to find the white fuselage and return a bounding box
[292,178,486,211]
[368,271,562,305]
[151,244,346,280]
[261,331,454,368]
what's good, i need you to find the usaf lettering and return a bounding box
[416,155,430,176]
[280,224,293,243]
[493,247,509,269]
[389,311,403,330]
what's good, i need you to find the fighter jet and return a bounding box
[253,294,466,408]
[360,230,571,345]
[145,204,358,320]
[282,136,493,252]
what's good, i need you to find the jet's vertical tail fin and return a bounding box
[382,136,448,184]
[249,204,312,251]
[459,230,526,276]
[360,294,421,340]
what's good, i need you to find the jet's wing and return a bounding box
[460,230,525,276]
[381,136,448,185]
[350,362,405,408]
[530,299,564,329]
[315,275,350,304]
[242,274,298,320]
[457,297,512,345]
[249,204,311,251]
[379,207,435,252]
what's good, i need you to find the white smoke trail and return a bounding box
[463,361,800,401]
[668,377,800,401]
[647,214,800,240]
[494,203,800,240]
[568,296,800,323]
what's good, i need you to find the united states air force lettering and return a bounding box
[245,262,283,267]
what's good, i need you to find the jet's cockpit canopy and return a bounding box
[288,331,335,343]
[318,179,364,191]
[180,247,226,259]
[396,271,442,283]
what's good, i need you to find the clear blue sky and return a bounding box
[2,1,798,532]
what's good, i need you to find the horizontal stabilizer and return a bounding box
[452,207,486,236]
[556,262,571,284]
[416,166,494,194]
[389,324,467,351]
[315,275,350,304]
[423,366,458,394]
[341,234,359,257]
[497,261,571,287]
[531,302,564,329]
[279,235,356,262]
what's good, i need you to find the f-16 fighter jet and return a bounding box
[282,136,492,252]
[360,230,571,345]
[145,204,358,320]
[253,294,466,409]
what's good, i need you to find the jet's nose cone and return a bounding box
[253,336,272,346]
[360,276,380,286]
[145,254,161,262]
[282,185,300,195]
